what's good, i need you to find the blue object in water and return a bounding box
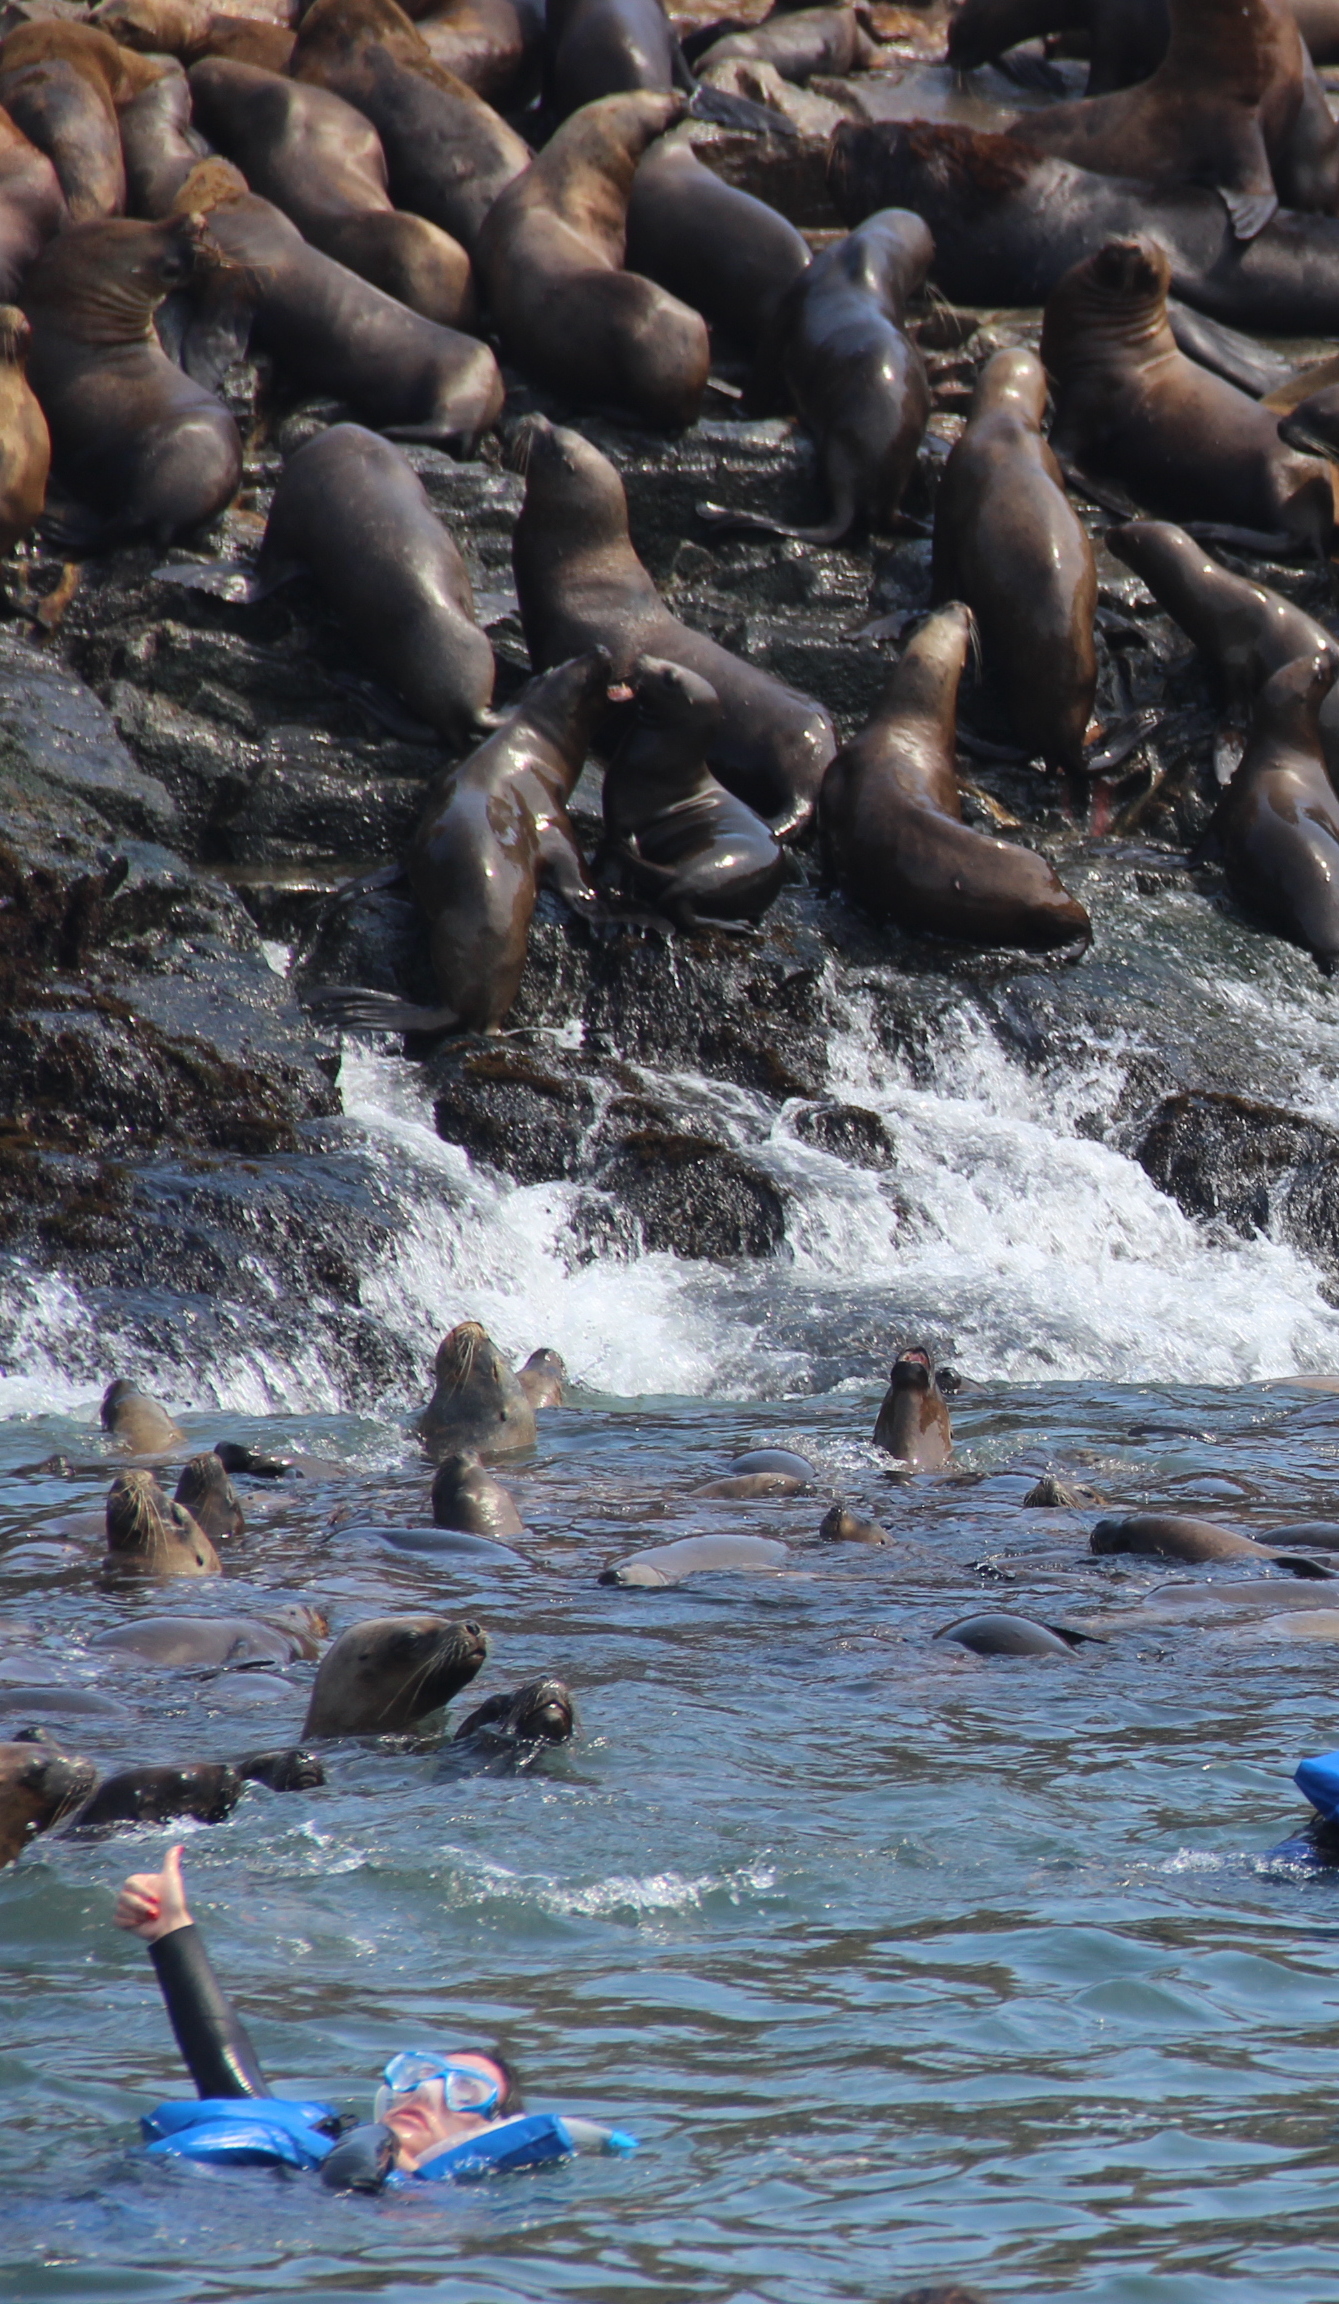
[1295,1750,1339,1819]
[143,2097,339,2169]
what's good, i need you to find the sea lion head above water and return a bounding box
[430,1449,525,1537]
[173,1451,244,1541]
[517,1347,566,1409]
[100,1378,184,1454]
[872,1345,953,1471]
[417,1321,538,1459]
[301,1613,488,1736]
[452,1675,574,1746]
[0,1737,98,1865]
[103,1468,222,1577]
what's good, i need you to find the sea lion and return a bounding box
[62,1761,245,1833]
[1041,237,1334,553]
[304,652,610,1036]
[0,22,161,221]
[173,1452,244,1541]
[511,416,835,839]
[1023,1473,1102,1506]
[236,1746,326,1789]
[946,0,1168,89]
[598,1533,788,1584]
[331,1520,520,1559]
[289,0,531,255]
[1252,1520,1339,1549]
[213,1441,292,1478]
[416,1321,539,1458]
[102,1469,222,1577]
[1090,1510,1333,1573]
[691,1472,808,1497]
[22,213,242,544]
[0,1738,97,1865]
[1106,519,1338,711]
[100,1379,185,1455]
[186,57,476,326]
[92,0,295,68]
[818,1505,889,1543]
[818,604,1093,949]
[117,62,205,220]
[450,1675,574,1750]
[474,91,708,431]
[873,1345,953,1469]
[407,0,542,102]
[731,1448,816,1478]
[545,0,680,115]
[936,1612,1087,1656]
[301,1613,488,1735]
[171,166,503,447]
[700,207,930,544]
[430,1449,525,1535]
[0,105,63,300]
[90,1615,312,1667]
[931,347,1096,772]
[256,425,494,744]
[623,133,810,362]
[516,1346,566,1408]
[597,657,785,929]
[1205,651,1339,972]
[696,4,880,82]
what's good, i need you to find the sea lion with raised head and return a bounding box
[0,1737,97,1865]
[818,1505,889,1543]
[511,416,835,839]
[186,57,476,325]
[103,1469,222,1578]
[932,347,1096,772]
[599,1533,788,1584]
[22,212,242,544]
[873,1345,953,1468]
[545,0,681,115]
[304,651,610,1036]
[819,604,1093,948]
[289,0,531,254]
[700,207,930,544]
[416,1322,538,1457]
[1107,519,1338,710]
[517,1347,566,1408]
[100,1379,185,1455]
[301,1613,488,1735]
[430,1450,525,1535]
[449,1674,574,1755]
[474,90,708,430]
[1206,652,1339,972]
[1091,1509,1334,1573]
[257,424,494,744]
[1041,236,1334,553]
[173,1453,244,1542]
[597,657,785,929]
[0,21,162,221]
[936,1612,1088,1656]
[624,133,810,364]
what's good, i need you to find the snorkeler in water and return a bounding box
[114,1846,634,2188]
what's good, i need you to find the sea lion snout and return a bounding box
[890,1346,934,1390]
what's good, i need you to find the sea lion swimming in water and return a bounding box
[1206,652,1339,972]
[430,1450,525,1536]
[516,1347,565,1409]
[818,1505,889,1544]
[1090,1510,1334,1574]
[90,1614,320,1667]
[173,1453,244,1542]
[61,1760,246,1834]
[599,1533,788,1584]
[416,1321,538,1459]
[873,1345,952,1470]
[100,1379,184,1456]
[301,1613,488,1736]
[447,1675,574,1766]
[103,1470,222,1578]
[936,1613,1090,1657]
[0,1738,97,1865]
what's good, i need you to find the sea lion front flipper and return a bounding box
[1218,185,1279,242]
[301,986,462,1035]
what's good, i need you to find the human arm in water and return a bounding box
[113,1843,271,2100]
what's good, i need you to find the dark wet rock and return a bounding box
[594,1128,788,1260]
[431,1045,601,1185]
[1136,1091,1339,1281]
[794,1101,895,1168]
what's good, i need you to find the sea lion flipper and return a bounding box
[685,82,802,136]
[302,986,462,1035]
[1218,186,1279,242]
[1080,708,1164,778]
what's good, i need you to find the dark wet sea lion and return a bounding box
[1090,1509,1333,1573]
[100,1379,185,1455]
[511,416,835,839]
[23,213,242,544]
[819,604,1093,949]
[937,1612,1086,1656]
[1207,652,1339,972]
[597,657,785,928]
[0,22,160,221]
[697,4,879,81]
[873,1345,952,1469]
[691,1472,809,1497]
[701,207,930,544]
[623,133,810,361]
[599,1533,788,1584]
[946,0,1168,89]
[305,652,609,1036]
[93,0,296,68]
[0,1738,97,1865]
[517,1347,566,1408]
[103,1469,222,1577]
[408,0,542,102]
[932,347,1096,772]
[2,1686,130,1719]
[289,0,531,256]
[1041,236,1334,553]
[475,90,708,431]
[213,1441,291,1479]
[62,1760,245,1833]
[1023,1473,1103,1506]
[416,1320,539,1458]
[818,1505,888,1543]
[1107,519,1338,709]
[186,57,476,327]
[90,1615,309,1667]
[257,424,494,744]
[237,1745,326,1790]
[732,1448,815,1478]
[431,1449,525,1536]
[451,1675,574,1747]
[301,1613,488,1735]
[118,62,205,220]
[1255,1520,1339,1549]
[172,165,503,447]
[174,1451,244,1541]
[545,0,680,115]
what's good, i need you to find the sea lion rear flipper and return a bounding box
[1181,520,1306,557]
[696,495,855,547]
[1218,186,1279,242]
[1275,1553,1335,1579]
[301,986,461,1035]
[686,81,802,136]
[1080,709,1163,778]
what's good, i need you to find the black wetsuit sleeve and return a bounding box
[148,1923,271,2100]
[320,2122,396,2191]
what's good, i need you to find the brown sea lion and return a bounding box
[100,1378,185,1455]
[700,208,930,544]
[599,1533,788,1584]
[415,1321,539,1458]
[545,0,680,115]
[256,424,494,744]
[93,0,293,66]
[118,63,207,220]
[23,213,242,544]
[0,104,63,299]
[1107,519,1338,711]
[872,1344,952,1469]
[623,133,810,363]
[474,90,708,431]
[1091,1509,1333,1573]
[1207,651,1339,973]
[186,58,475,327]
[173,1452,244,1541]
[932,347,1096,772]
[301,1612,488,1735]
[696,3,879,81]
[430,1449,525,1535]
[818,1505,889,1543]
[449,1675,574,1752]
[303,652,610,1036]
[103,1470,222,1577]
[517,1347,566,1408]
[1041,236,1334,553]
[597,656,785,928]
[511,416,835,839]
[819,604,1093,949]
[408,0,542,101]
[289,0,531,255]
[0,22,164,221]
[0,1738,97,1865]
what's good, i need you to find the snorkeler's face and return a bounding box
[379,2053,509,2171]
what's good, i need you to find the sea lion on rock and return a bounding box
[873,1344,953,1469]
[1091,1510,1333,1573]
[301,1613,488,1735]
[818,1505,889,1543]
[474,91,708,431]
[932,347,1096,772]
[819,604,1093,949]
[118,64,207,220]
[624,133,810,362]
[545,0,680,116]
[0,106,63,300]
[696,3,880,82]
[173,1452,244,1541]
[597,657,785,929]
[599,1533,788,1584]
[511,416,835,839]
[257,424,494,744]
[0,21,161,221]
[416,1321,538,1458]
[186,57,476,326]
[0,1738,97,1865]
[1205,652,1339,972]
[407,0,543,102]
[430,1450,525,1536]
[937,1612,1087,1656]
[23,213,241,544]
[1041,236,1335,552]
[100,1379,184,1455]
[700,207,930,543]
[1107,519,1338,710]
[103,1470,222,1578]
[517,1347,566,1408]
[304,651,610,1036]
